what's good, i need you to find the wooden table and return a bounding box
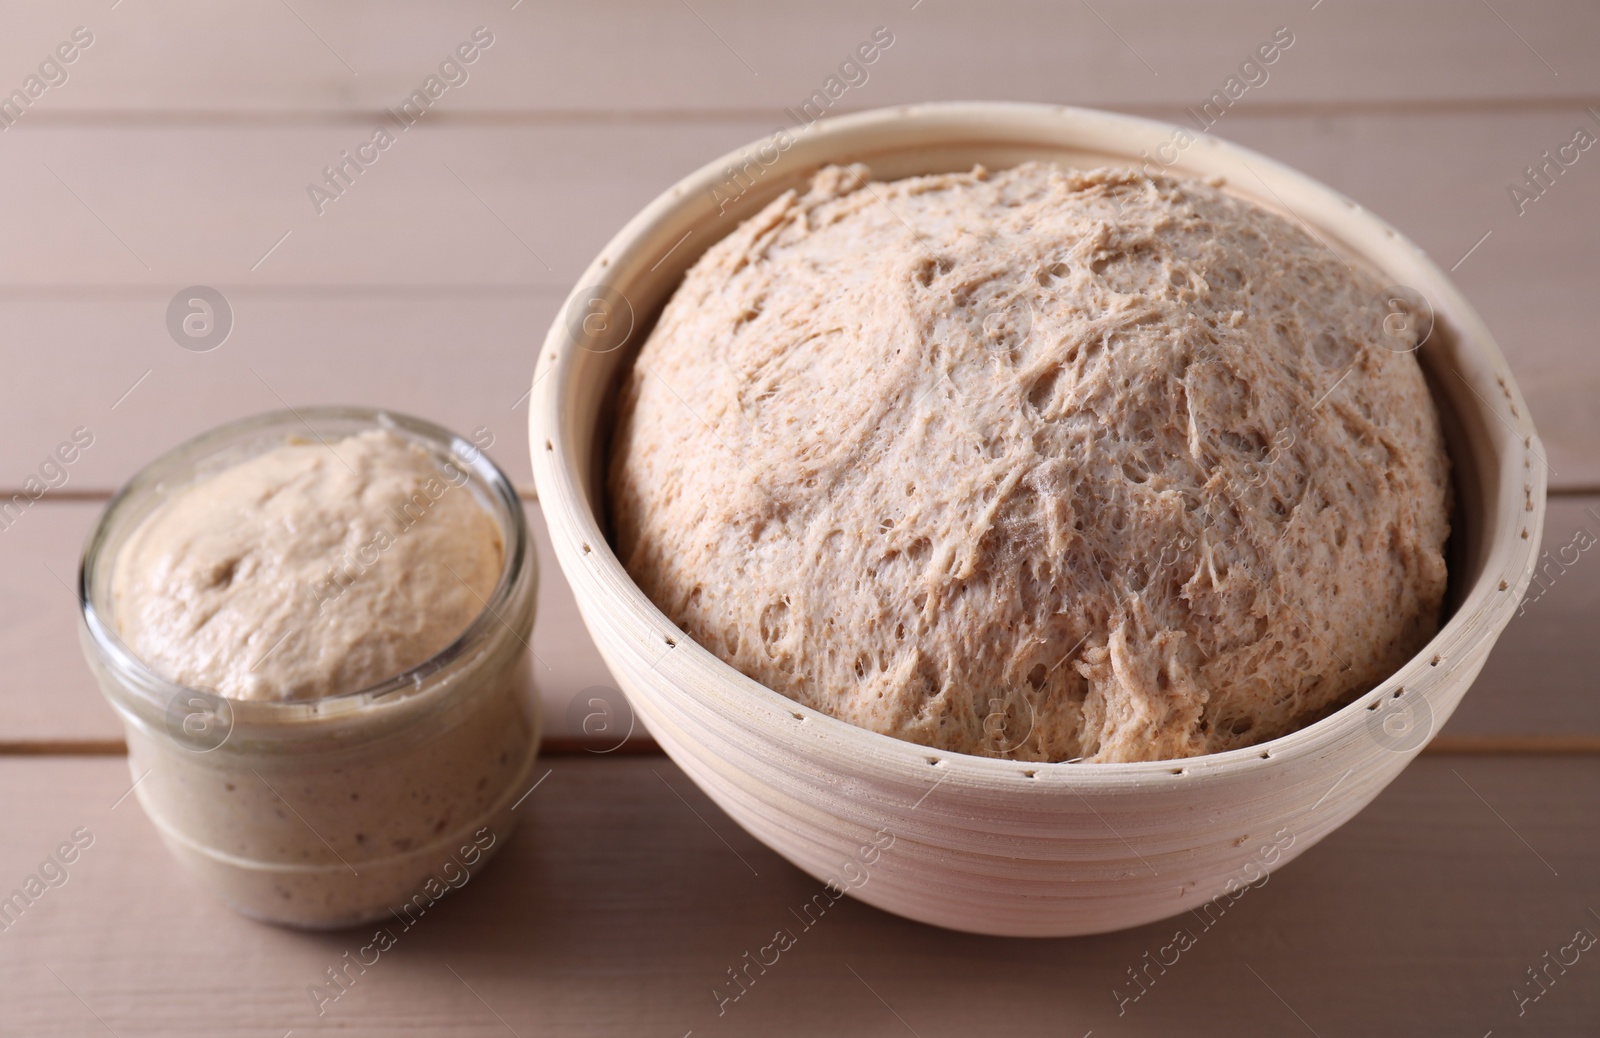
[1,2,1596,1034]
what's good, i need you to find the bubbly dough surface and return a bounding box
[610,163,1451,763]
[115,429,503,701]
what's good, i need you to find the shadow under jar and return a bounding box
[79,407,540,929]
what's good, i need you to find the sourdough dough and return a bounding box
[609,163,1451,763]
[114,429,503,701]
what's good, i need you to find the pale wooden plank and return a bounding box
[0,110,1596,486]
[3,110,1597,302]
[0,291,560,504]
[0,754,1594,1035]
[0,500,621,747]
[0,500,100,740]
[0,0,1596,116]
[0,122,734,289]
[1447,496,1600,738]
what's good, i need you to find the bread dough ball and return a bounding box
[609,163,1450,763]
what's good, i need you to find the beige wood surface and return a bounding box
[0,0,1596,113]
[0,754,1595,1037]
[0,115,1596,489]
[1,0,1596,1032]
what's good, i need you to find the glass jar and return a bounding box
[78,407,540,929]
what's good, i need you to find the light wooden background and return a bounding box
[0,1,1596,1034]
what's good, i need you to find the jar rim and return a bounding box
[79,405,534,727]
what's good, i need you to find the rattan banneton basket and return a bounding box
[530,103,1547,936]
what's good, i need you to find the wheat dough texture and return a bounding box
[608,163,1451,763]
[114,429,503,702]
